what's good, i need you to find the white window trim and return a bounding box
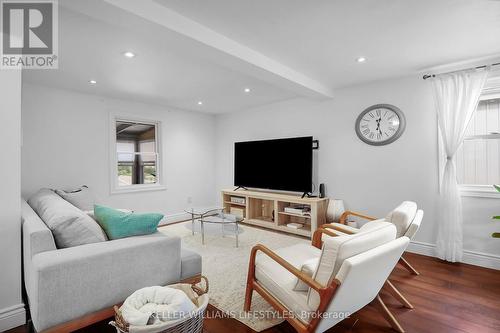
[460,184,500,198]
[458,81,500,198]
[109,113,166,194]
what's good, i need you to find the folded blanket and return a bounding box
[120,286,197,326]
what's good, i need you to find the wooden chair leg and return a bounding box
[375,295,405,333]
[384,280,413,309]
[399,256,420,275]
[244,282,253,311]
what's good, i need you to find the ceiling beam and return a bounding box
[102,0,334,99]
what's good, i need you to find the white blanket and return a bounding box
[120,286,197,326]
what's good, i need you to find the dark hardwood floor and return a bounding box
[7,253,500,333]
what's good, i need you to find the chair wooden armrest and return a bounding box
[321,223,356,235]
[339,210,378,224]
[245,244,339,333]
[312,228,342,249]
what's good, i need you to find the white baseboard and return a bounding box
[407,241,500,270]
[0,304,25,332]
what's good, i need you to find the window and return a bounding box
[456,73,500,196]
[110,117,164,193]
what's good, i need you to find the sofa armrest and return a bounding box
[28,233,182,332]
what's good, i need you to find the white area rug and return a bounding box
[159,221,308,332]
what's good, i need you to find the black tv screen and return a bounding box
[234,136,313,193]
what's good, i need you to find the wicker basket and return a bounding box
[110,276,209,333]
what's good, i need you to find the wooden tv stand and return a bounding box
[221,189,329,239]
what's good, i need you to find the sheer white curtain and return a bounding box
[432,69,489,262]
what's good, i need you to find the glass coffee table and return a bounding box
[184,207,243,247]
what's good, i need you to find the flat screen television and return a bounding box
[234,136,313,193]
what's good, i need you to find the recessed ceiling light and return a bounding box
[356,57,367,63]
[197,101,203,105]
[244,88,251,93]
[89,80,97,85]
[123,51,136,58]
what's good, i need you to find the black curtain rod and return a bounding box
[422,62,500,80]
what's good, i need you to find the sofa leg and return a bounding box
[399,256,419,275]
[375,295,405,333]
[384,280,413,309]
[244,283,253,312]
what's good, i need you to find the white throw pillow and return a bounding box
[55,185,95,211]
[385,201,417,237]
[293,257,319,292]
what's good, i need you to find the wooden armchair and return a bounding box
[244,221,410,333]
[328,202,423,275]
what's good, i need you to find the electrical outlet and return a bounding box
[187,196,193,204]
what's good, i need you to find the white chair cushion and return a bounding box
[385,201,417,237]
[404,209,423,239]
[254,243,320,322]
[308,221,396,309]
[293,257,320,292]
[316,237,410,333]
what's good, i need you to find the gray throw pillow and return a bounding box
[28,189,107,248]
[55,185,94,211]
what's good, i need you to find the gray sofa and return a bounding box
[22,200,201,332]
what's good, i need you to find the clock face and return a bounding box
[355,104,405,146]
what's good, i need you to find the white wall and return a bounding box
[22,84,216,220]
[0,70,25,330]
[214,76,500,268]
[20,77,500,269]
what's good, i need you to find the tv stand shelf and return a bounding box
[221,189,329,239]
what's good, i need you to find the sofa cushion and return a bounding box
[28,189,107,248]
[308,221,396,308]
[94,205,163,240]
[180,248,202,281]
[385,201,417,237]
[55,185,94,211]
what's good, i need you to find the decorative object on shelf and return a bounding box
[492,185,500,238]
[284,205,310,216]
[326,199,345,222]
[355,104,406,146]
[230,196,246,205]
[286,223,304,229]
[230,206,245,218]
[319,183,326,198]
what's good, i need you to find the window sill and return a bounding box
[111,184,167,195]
[459,185,500,198]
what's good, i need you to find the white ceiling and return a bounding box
[23,3,298,113]
[159,0,500,88]
[24,0,500,113]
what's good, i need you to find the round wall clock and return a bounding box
[355,104,406,146]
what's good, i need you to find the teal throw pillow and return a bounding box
[94,205,163,240]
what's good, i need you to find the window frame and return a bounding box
[109,114,166,194]
[457,75,500,198]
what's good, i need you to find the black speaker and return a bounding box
[319,183,325,198]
